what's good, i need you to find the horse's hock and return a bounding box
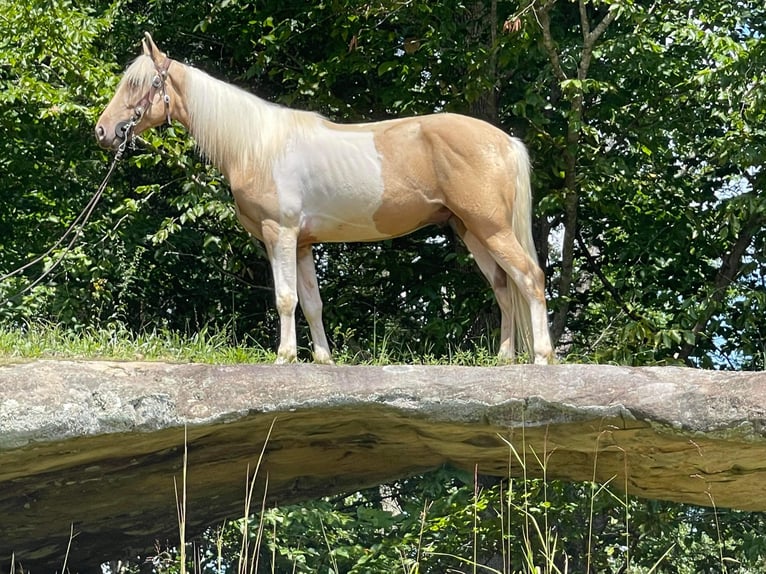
[1,361,765,570]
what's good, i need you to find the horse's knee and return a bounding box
[276,291,297,316]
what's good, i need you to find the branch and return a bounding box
[163,251,273,293]
[677,205,766,362]
[534,1,568,82]
[579,4,619,80]
[588,4,619,45]
[578,0,590,41]
[576,231,644,323]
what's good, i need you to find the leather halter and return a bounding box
[115,57,172,146]
[132,58,172,125]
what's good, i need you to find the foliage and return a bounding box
[135,470,766,573]
[1,0,763,366]
[507,0,766,368]
[1,0,765,572]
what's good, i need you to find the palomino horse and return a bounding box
[96,33,554,364]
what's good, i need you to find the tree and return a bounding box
[1,0,762,365]
[0,0,116,319]
[510,0,765,368]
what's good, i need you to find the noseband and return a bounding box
[117,58,172,146]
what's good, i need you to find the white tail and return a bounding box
[508,136,539,359]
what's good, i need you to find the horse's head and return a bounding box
[95,32,174,150]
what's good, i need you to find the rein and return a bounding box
[0,132,133,303]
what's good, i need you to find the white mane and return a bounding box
[121,55,322,172]
[121,55,160,94]
[182,63,322,171]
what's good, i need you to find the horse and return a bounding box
[96,33,554,365]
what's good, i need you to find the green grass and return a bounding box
[0,321,275,364]
[0,321,508,366]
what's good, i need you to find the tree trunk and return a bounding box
[466,0,499,124]
[534,0,618,345]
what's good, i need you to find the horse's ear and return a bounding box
[142,32,166,62]
[141,32,153,56]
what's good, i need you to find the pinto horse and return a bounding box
[96,33,554,364]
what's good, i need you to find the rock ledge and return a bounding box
[1,361,764,570]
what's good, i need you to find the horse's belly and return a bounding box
[299,212,388,243]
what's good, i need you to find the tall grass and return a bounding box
[217,428,684,574]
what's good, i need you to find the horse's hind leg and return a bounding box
[450,220,516,361]
[297,245,333,364]
[480,228,553,364]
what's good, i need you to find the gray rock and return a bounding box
[1,360,765,571]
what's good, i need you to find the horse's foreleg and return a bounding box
[264,223,299,364]
[297,245,333,364]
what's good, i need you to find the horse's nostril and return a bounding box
[95,125,105,140]
[115,121,128,139]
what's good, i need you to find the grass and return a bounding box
[0,321,275,364]
[154,425,686,574]
[130,409,728,574]
[0,320,509,366]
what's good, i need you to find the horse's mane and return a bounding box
[121,55,160,94]
[183,63,321,170]
[123,55,321,170]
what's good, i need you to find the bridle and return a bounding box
[116,58,173,150]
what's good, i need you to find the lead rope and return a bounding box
[1,58,172,304]
[0,124,135,304]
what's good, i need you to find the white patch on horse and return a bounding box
[272,125,386,242]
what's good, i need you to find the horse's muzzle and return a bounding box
[95,123,112,149]
[94,122,129,149]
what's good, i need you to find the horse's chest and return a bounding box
[272,130,387,241]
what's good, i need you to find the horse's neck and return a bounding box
[181,64,318,176]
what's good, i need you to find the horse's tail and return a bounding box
[508,136,538,359]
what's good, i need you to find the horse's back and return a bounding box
[362,113,524,228]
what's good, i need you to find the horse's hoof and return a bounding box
[313,352,335,365]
